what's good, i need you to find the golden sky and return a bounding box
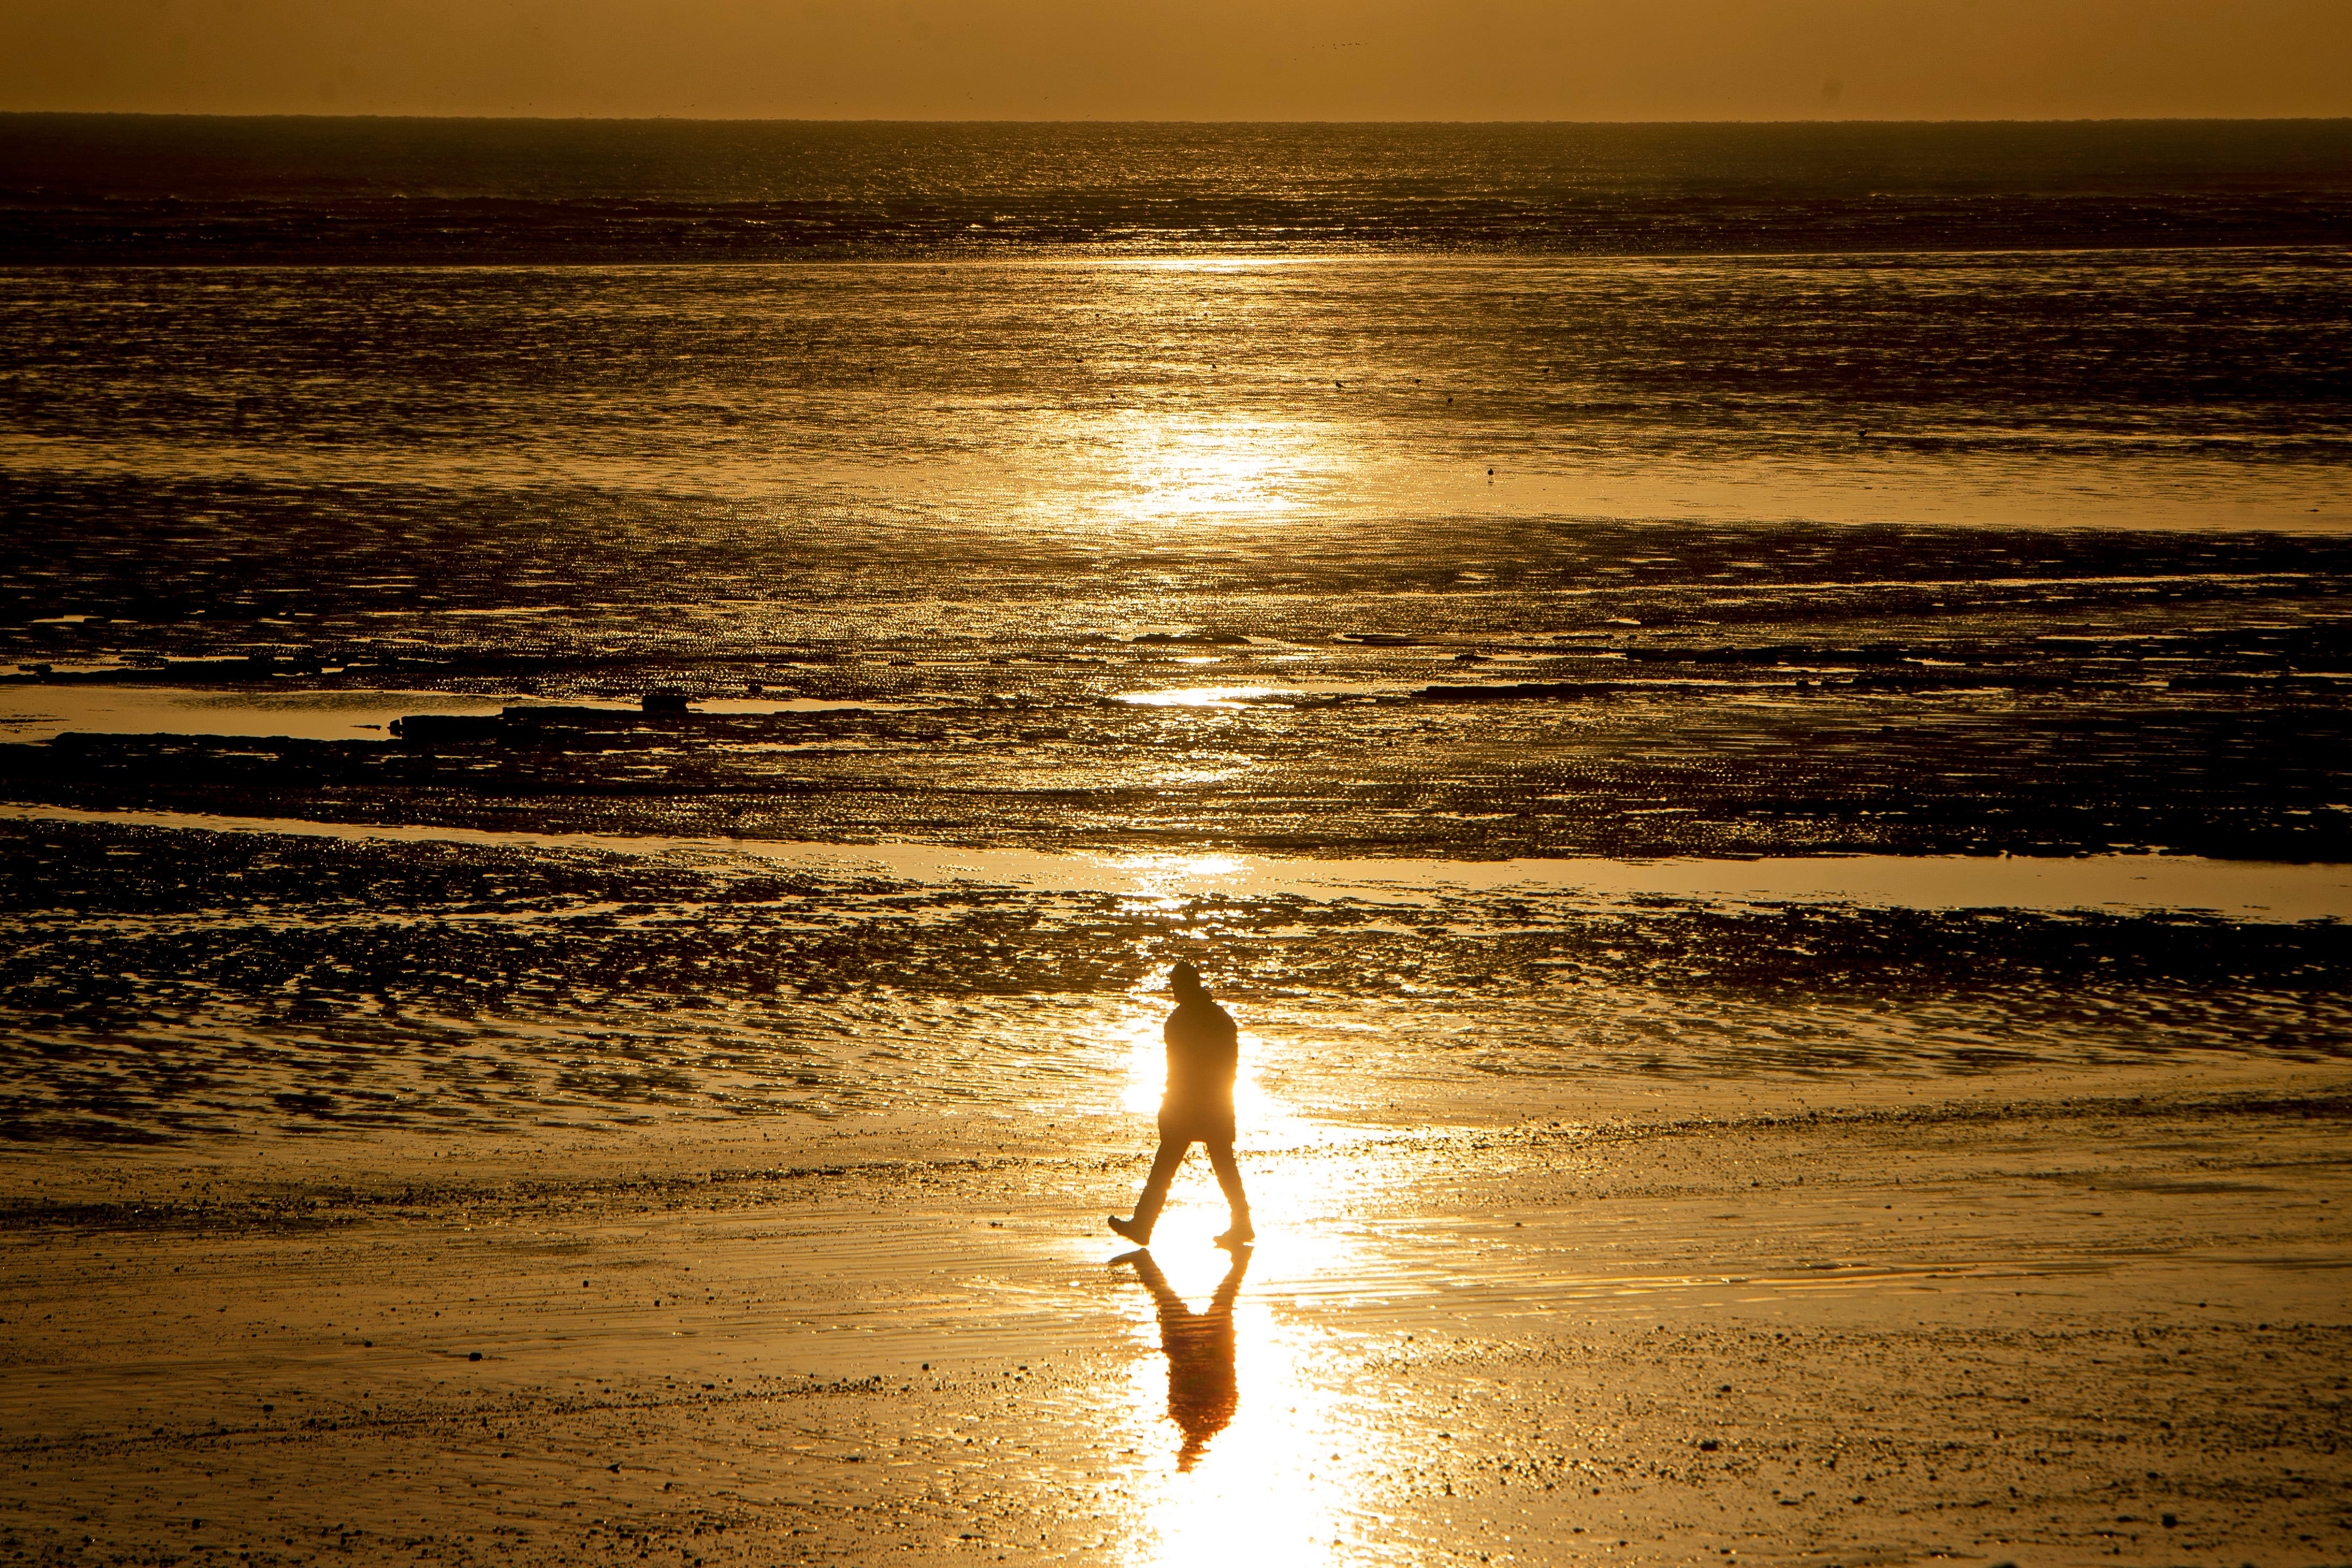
[4,0,2348,120]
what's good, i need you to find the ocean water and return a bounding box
[1,118,2348,1160]
[7,115,2351,261]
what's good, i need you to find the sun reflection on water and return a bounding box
[1088,905,1390,1562]
[1088,411,1333,529]
[1110,1246,1375,1568]
[1116,1021,1298,1139]
[1113,686,1291,709]
[1105,852,1255,898]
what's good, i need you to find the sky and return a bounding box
[3,0,2349,121]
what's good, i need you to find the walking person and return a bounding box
[1109,961,1253,1247]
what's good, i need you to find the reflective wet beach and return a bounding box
[1,806,2343,1148]
[5,126,2352,1565]
[5,1070,2349,1565]
[2,788,2347,1557]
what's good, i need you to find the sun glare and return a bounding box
[1115,1020,1288,1134]
[1098,1168,1393,1567]
[1113,1295,1371,1567]
[1113,686,1289,709]
[1112,852,1254,894]
[1089,411,1332,528]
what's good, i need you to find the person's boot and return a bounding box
[1108,1215,1151,1245]
[1213,1214,1254,1247]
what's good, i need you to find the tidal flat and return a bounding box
[3,1072,2348,1567]
[2,806,2348,1566]
[6,118,2352,1565]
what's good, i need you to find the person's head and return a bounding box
[1170,960,1206,998]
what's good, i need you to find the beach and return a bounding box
[3,806,2348,1564]
[6,1059,2349,1566]
[3,117,2349,1565]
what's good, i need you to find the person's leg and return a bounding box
[1114,1137,1189,1243]
[1205,1139,1252,1242]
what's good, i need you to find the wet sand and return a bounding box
[5,228,2349,1565]
[2,767,2346,1565]
[3,812,2344,1149]
[4,1072,2348,1567]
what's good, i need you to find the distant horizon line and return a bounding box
[5,110,2348,129]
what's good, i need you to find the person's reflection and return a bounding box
[1116,1245,1252,1471]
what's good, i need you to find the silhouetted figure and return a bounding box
[1109,961,1253,1246]
[1117,1245,1250,1471]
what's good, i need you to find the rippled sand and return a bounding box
[2,815,2344,1151]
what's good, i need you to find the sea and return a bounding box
[1,115,2348,1164]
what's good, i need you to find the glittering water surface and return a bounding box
[8,115,2350,262]
[5,120,2352,1568]
[8,251,2349,535]
[3,122,2349,1164]
[0,807,2342,1152]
